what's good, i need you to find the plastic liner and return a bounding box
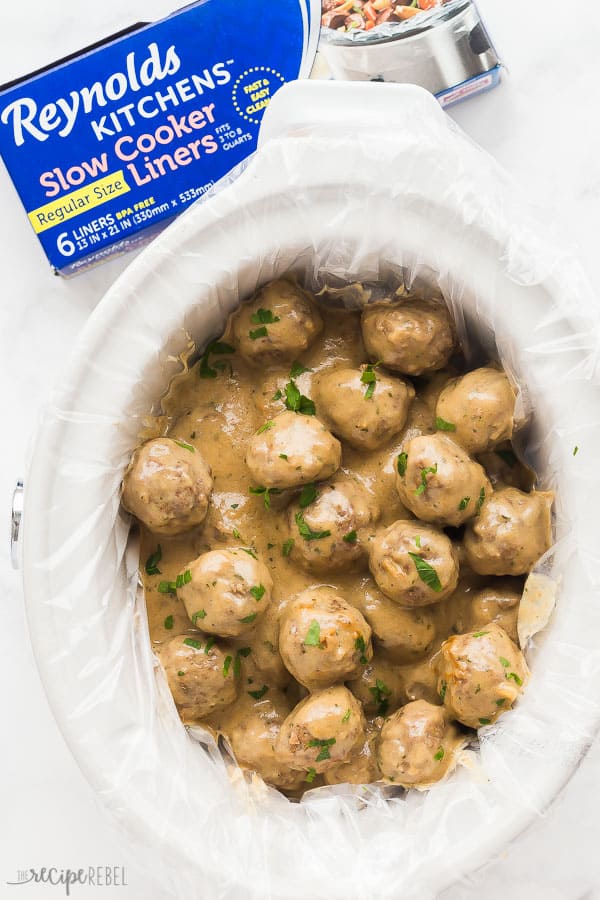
[22,82,600,900]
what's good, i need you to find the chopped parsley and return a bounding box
[175,569,192,589]
[343,530,358,544]
[415,463,438,496]
[434,746,445,761]
[198,340,235,378]
[282,538,295,557]
[183,637,202,650]
[369,678,391,715]
[304,619,322,647]
[272,389,283,401]
[223,655,233,677]
[360,363,379,400]
[177,670,185,677]
[305,767,317,783]
[476,486,486,512]
[249,325,268,340]
[241,548,258,559]
[415,535,421,548]
[284,379,316,416]
[496,698,506,707]
[295,510,331,541]
[290,360,311,378]
[355,635,368,664]
[435,416,456,432]
[407,552,442,592]
[173,439,195,453]
[478,718,491,726]
[397,452,408,477]
[496,448,517,467]
[499,656,510,668]
[298,482,318,508]
[191,610,206,624]
[257,420,275,434]
[145,545,162,576]
[279,453,288,460]
[204,637,215,654]
[239,613,258,624]
[458,496,470,511]
[251,308,280,325]
[573,445,579,456]
[342,709,352,723]
[164,615,174,630]
[473,630,489,638]
[248,685,269,700]
[249,485,281,510]
[439,680,447,702]
[250,584,266,602]
[506,671,523,686]
[232,527,242,540]
[308,737,336,762]
[158,580,177,594]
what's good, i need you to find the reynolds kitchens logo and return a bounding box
[7,867,127,894]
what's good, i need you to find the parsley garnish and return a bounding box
[415,463,438,496]
[249,485,281,510]
[173,439,195,453]
[282,538,295,557]
[308,737,336,762]
[183,637,201,650]
[198,340,235,378]
[479,717,491,725]
[295,510,331,541]
[361,363,379,400]
[279,453,288,460]
[145,545,162,576]
[415,535,421,548]
[343,530,358,544]
[499,656,510,668]
[305,767,317,783]
[177,670,185,676]
[476,486,486,512]
[164,615,174,629]
[248,685,269,700]
[175,570,192,589]
[369,678,391,715]
[506,671,523,686]
[251,308,280,325]
[298,482,318,508]
[304,620,321,647]
[191,610,206,624]
[434,746,445,761]
[342,709,351,723]
[407,552,442,592]
[249,325,268,340]
[290,361,311,378]
[232,527,241,540]
[573,445,579,456]
[204,637,215,654]
[239,613,257,624]
[241,548,258,559]
[272,389,283,401]
[496,698,506,706]
[459,496,470,511]
[435,416,456,432]
[284,379,315,416]
[257,420,275,434]
[355,635,368,664]
[397,452,408,477]
[223,655,233,676]
[473,630,489,638]
[250,584,266,602]
[439,680,447,702]
[158,580,177,594]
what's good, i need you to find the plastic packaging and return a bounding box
[22,82,600,900]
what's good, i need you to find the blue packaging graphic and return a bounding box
[0,1,312,274]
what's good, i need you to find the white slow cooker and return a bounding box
[19,82,600,899]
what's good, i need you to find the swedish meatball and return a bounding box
[369,520,459,607]
[232,279,322,366]
[246,411,341,490]
[346,653,405,716]
[463,579,522,643]
[324,723,381,785]
[438,623,529,728]
[361,299,455,377]
[464,487,553,576]
[121,437,213,536]
[314,365,415,451]
[356,582,436,662]
[396,433,491,527]
[160,634,239,720]
[177,548,273,638]
[287,480,379,573]
[377,700,461,787]
[221,689,305,790]
[436,367,516,455]
[274,686,366,774]
[279,586,373,688]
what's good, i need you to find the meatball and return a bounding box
[274,686,366,774]
[232,279,323,366]
[177,548,273,638]
[377,700,461,787]
[435,367,516,455]
[356,582,436,662]
[361,299,456,377]
[160,633,239,720]
[245,411,341,490]
[221,689,305,790]
[286,480,379,573]
[121,437,213,536]
[464,487,553,576]
[438,623,529,728]
[369,520,459,607]
[461,579,522,643]
[395,433,491,527]
[346,653,405,716]
[279,586,373,688]
[324,724,381,785]
[314,365,415,451]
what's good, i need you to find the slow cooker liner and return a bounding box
[22,84,600,899]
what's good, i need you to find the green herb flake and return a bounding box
[415,535,421,548]
[295,510,331,542]
[239,613,258,624]
[177,670,185,676]
[249,325,268,340]
[304,619,322,648]
[248,685,269,700]
[183,638,202,650]
[173,439,195,453]
[507,671,523,686]
[290,360,311,378]
[459,496,470,511]
[369,678,391,715]
[298,482,318,508]
[435,416,456,432]
[439,680,447,702]
[478,718,491,726]
[308,737,336,762]
[164,615,174,630]
[434,746,445,761]
[257,420,275,434]
[397,452,408,477]
[145,545,162,576]
[282,538,295,557]
[355,635,368,664]
[204,637,215,654]
[251,308,280,325]
[343,530,358,544]
[272,389,283,401]
[496,698,506,707]
[175,569,193,589]
[249,485,281,510]
[232,528,241,540]
[361,363,379,399]
[223,655,233,677]
[342,709,352,723]
[407,552,442,592]
[415,463,438,496]
[573,445,579,456]
[499,656,510,668]
[158,580,177,594]
[279,453,288,460]
[305,767,317,783]
[192,610,207,624]
[240,547,258,560]
[284,379,316,416]
[476,486,486,512]
[473,630,489,638]
[250,584,266,602]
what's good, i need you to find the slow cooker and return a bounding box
[16,82,600,899]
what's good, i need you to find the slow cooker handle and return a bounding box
[10,479,23,570]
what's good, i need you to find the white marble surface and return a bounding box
[1,0,600,896]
